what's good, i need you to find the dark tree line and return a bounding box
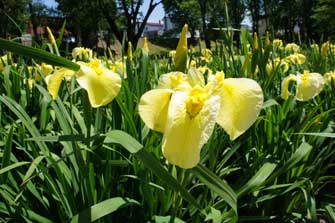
[1,0,335,49]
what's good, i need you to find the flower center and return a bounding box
[169,72,184,89]
[301,70,310,86]
[186,85,207,118]
[89,59,103,75]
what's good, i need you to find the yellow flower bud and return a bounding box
[46,26,56,45]
[175,24,188,72]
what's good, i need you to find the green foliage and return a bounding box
[0,0,32,38]
[311,0,335,39]
[0,28,334,223]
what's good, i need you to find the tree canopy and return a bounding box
[1,0,335,48]
[56,0,161,49]
[0,0,32,38]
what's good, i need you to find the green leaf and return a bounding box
[0,125,14,182]
[300,184,317,222]
[0,95,50,156]
[0,161,30,175]
[191,164,237,213]
[262,99,279,109]
[21,156,45,185]
[154,215,186,223]
[135,149,202,209]
[105,130,143,154]
[140,49,149,94]
[325,204,335,222]
[105,130,202,209]
[238,216,276,222]
[267,142,312,182]
[237,162,277,196]
[21,208,53,223]
[0,38,79,70]
[205,207,222,223]
[295,132,335,138]
[70,197,139,223]
[25,134,86,142]
[56,19,67,48]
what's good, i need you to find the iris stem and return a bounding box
[169,167,185,223]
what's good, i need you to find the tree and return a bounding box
[163,0,201,45]
[56,0,105,47]
[311,0,335,40]
[56,0,161,49]
[298,0,318,41]
[163,0,246,48]
[0,0,32,38]
[28,0,57,44]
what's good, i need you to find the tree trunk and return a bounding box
[199,0,210,49]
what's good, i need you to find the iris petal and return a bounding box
[281,74,297,100]
[157,72,191,91]
[296,72,324,101]
[76,64,121,108]
[216,78,263,140]
[187,67,205,87]
[45,69,65,100]
[162,92,220,169]
[138,89,172,133]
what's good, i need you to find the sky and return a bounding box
[41,0,165,23]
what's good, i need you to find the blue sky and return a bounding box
[140,0,165,22]
[42,0,165,23]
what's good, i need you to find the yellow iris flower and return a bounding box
[285,43,300,53]
[272,39,283,49]
[201,48,212,63]
[265,31,271,47]
[72,47,93,61]
[46,59,121,107]
[108,60,126,78]
[0,54,9,71]
[45,67,75,100]
[139,70,263,169]
[321,41,330,59]
[324,71,335,84]
[266,57,289,75]
[311,43,319,52]
[32,63,53,81]
[284,53,306,65]
[169,50,176,58]
[281,70,325,101]
[76,59,121,108]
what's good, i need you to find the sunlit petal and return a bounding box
[41,63,53,76]
[157,72,191,91]
[76,63,121,108]
[138,89,172,133]
[296,71,325,101]
[45,69,65,100]
[216,78,263,140]
[187,67,205,87]
[72,47,93,61]
[162,91,220,169]
[281,74,297,100]
[324,71,335,84]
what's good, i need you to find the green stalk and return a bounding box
[0,38,79,71]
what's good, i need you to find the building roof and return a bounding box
[146,22,164,27]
